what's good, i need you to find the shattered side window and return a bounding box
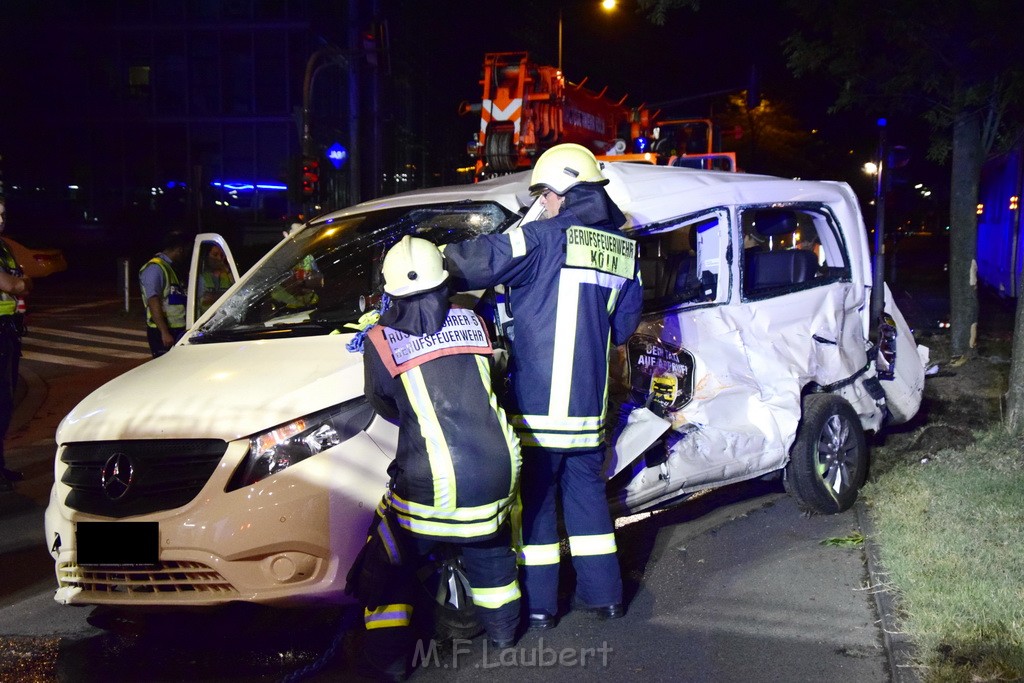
[635,209,729,311]
[740,205,850,300]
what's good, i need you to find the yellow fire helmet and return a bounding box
[381,235,449,297]
[529,143,609,196]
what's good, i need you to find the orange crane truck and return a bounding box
[459,51,656,179]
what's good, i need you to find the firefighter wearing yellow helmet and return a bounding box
[529,142,609,195]
[349,235,522,678]
[443,144,644,630]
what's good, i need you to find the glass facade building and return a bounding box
[1,1,358,255]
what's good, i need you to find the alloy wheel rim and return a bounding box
[815,413,855,495]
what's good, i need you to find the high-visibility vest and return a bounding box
[201,270,232,296]
[139,256,186,328]
[0,241,23,317]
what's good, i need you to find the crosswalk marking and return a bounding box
[19,320,154,368]
[21,337,151,359]
[20,350,106,369]
[81,325,148,338]
[29,326,150,349]
[60,299,123,312]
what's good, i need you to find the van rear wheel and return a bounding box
[785,394,867,514]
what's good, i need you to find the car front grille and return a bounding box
[57,560,237,597]
[61,439,228,517]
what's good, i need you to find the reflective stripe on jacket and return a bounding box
[443,208,644,451]
[364,308,521,542]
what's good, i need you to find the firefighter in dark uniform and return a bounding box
[349,235,522,680]
[0,197,31,490]
[442,144,644,629]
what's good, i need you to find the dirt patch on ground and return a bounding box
[869,320,1014,477]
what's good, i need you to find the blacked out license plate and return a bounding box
[76,521,159,566]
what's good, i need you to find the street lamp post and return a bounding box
[558,9,563,72]
[870,118,888,333]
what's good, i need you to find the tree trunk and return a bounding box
[1007,289,1024,433]
[948,110,984,358]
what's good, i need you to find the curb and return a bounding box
[855,500,920,683]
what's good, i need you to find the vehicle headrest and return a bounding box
[748,209,799,237]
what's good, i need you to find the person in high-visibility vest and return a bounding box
[347,236,522,679]
[0,197,32,491]
[197,244,233,315]
[139,231,189,358]
[442,144,644,630]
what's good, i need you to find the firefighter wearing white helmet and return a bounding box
[443,144,644,630]
[349,234,522,678]
[380,233,449,296]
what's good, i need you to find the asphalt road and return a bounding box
[0,274,905,682]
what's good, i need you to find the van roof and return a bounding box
[311,163,856,232]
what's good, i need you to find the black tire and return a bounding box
[485,131,516,173]
[785,393,868,514]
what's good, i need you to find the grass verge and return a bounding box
[863,427,1024,682]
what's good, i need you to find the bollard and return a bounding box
[117,257,130,313]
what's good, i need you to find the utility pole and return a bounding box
[369,0,383,200]
[348,0,362,206]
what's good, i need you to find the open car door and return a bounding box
[186,233,241,329]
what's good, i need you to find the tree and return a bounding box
[716,92,814,178]
[635,0,700,25]
[781,0,1024,363]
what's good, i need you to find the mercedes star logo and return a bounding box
[101,452,134,500]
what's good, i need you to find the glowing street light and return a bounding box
[863,161,879,175]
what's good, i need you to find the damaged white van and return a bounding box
[44,162,927,609]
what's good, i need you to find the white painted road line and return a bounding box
[20,350,106,369]
[80,325,147,338]
[59,299,124,311]
[27,327,150,349]
[20,338,152,359]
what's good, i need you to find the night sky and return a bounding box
[389,0,935,191]
[394,0,839,144]
[0,0,944,228]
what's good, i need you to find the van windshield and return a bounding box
[191,201,518,342]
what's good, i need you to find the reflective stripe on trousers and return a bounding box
[364,603,413,630]
[519,446,622,615]
[359,513,520,659]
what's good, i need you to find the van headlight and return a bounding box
[226,398,375,490]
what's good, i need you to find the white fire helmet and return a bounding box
[529,143,608,196]
[381,235,448,297]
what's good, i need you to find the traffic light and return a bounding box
[362,28,378,66]
[301,157,319,197]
